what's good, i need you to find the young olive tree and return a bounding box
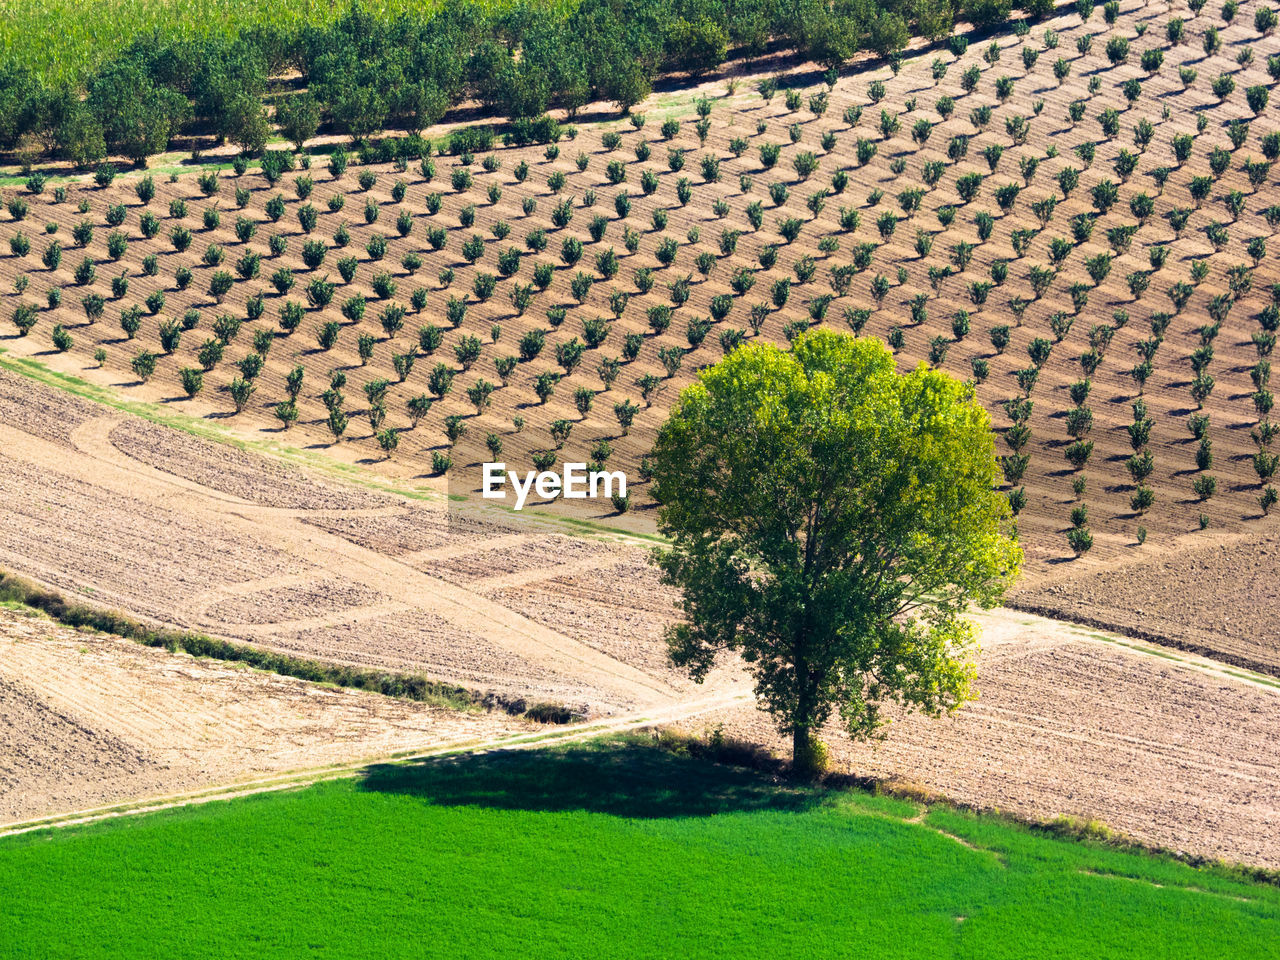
[650,331,1021,776]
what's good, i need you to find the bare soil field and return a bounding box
[0,605,536,823]
[484,556,692,680]
[0,444,312,623]
[1011,522,1280,672]
[0,367,693,714]
[109,417,397,509]
[4,1,1280,573]
[686,608,1280,869]
[201,575,389,626]
[0,363,1276,864]
[0,365,100,447]
[259,610,607,704]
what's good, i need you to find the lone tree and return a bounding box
[650,331,1021,776]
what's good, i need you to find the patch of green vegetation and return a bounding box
[1081,630,1186,662]
[0,138,346,187]
[2,739,1275,958]
[555,514,666,544]
[1224,669,1280,690]
[0,0,549,87]
[1080,629,1280,687]
[0,158,226,187]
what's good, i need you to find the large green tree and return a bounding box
[189,38,268,148]
[665,16,730,75]
[650,331,1021,774]
[0,61,37,151]
[791,0,862,68]
[961,0,1013,27]
[912,0,956,41]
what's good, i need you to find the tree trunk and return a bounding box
[791,642,821,779]
[792,725,811,770]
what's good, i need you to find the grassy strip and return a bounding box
[0,570,552,716]
[1006,597,1280,679]
[0,350,435,493]
[2,735,1277,958]
[1080,628,1280,689]
[1224,669,1280,690]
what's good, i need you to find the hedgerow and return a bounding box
[0,571,512,711]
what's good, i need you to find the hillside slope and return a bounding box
[3,0,1280,570]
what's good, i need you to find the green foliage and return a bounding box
[651,331,1019,766]
[1066,526,1093,556]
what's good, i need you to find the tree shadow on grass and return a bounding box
[358,740,816,820]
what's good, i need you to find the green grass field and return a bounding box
[2,739,1276,959]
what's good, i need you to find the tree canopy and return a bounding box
[0,0,1004,166]
[650,331,1021,774]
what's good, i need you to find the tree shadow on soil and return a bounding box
[358,740,815,820]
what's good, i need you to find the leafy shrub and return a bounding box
[1192,474,1217,501]
[1064,440,1093,470]
[130,350,157,383]
[1066,527,1093,556]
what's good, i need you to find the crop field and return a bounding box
[5,0,1280,570]
[4,3,1280,937]
[0,0,341,86]
[2,739,1277,960]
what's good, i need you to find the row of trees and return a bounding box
[0,0,1047,168]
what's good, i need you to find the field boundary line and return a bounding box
[0,688,752,838]
[1004,600,1280,680]
[210,600,417,638]
[1077,870,1255,903]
